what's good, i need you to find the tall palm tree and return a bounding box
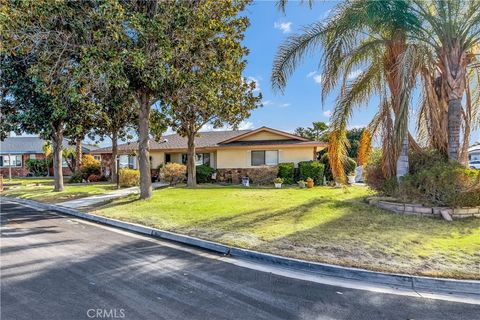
[271,0,416,182]
[406,0,480,162]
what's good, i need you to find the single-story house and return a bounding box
[468,144,480,162]
[91,126,327,183]
[0,136,98,177]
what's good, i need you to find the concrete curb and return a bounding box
[4,196,480,296]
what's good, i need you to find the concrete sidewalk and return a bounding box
[56,182,168,208]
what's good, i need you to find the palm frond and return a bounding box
[271,21,326,93]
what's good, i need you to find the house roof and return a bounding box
[218,126,309,144]
[0,137,98,155]
[92,127,326,154]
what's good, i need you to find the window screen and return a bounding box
[251,151,265,166]
[265,150,278,165]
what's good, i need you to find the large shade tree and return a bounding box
[162,0,261,187]
[2,1,107,191]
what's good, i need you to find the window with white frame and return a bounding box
[0,155,22,167]
[251,150,278,166]
[118,155,136,169]
[29,154,36,160]
[93,155,101,162]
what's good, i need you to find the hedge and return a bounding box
[119,169,140,187]
[25,159,48,176]
[298,161,324,185]
[277,162,294,184]
[196,165,215,183]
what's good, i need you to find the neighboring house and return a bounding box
[469,144,480,162]
[91,126,327,183]
[0,136,98,177]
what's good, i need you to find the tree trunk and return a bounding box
[111,130,118,184]
[186,132,196,188]
[447,98,462,161]
[137,93,152,199]
[396,134,409,178]
[51,124,64,192]
[75,136,82,171]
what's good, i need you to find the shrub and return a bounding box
[321,154,357,181]
[277,162,294,184]
[401,162,480,207]
[82,154,100,167]
[196,165,215,183]
[69,171,85,183]
[87,174,100,183]
[161,163,186,186]
[25,159,48,176]
[298,161,324,185]
[408,149,447,174]
[365,149,480,207]
[119,169,140,187]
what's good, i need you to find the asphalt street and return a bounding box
[1,200,479,320]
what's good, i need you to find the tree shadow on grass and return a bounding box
[3,211,476,319]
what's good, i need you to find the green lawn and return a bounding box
[92,184,480,279]
[2,177,116,203]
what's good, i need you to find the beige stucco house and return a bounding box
[92,127,326,183]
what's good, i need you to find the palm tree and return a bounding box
[271,0,416,182]
[406,0,480,162]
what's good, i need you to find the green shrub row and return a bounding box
[119,168,140,187]
[298,161,324,185]
[277,162,294,184]
[320,154,357,181]
[196,165,215,183]
[25,159,49,176]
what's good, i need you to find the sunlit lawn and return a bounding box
[2,177,116,203]
[92,184,480,279]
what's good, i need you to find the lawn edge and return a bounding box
[4,196,480,297]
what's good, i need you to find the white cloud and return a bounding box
[274,21,292,34]
[323,110,332,117]
[237,121,255,130]
[200,120,254,132]
[313,74,323,84]
[347,69,363,80]
[306,71,317,78]
[262,100,290,108]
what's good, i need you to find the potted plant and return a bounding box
[274,177,284,188]
[347,172,356,184]
[306,177,314,188]
[298,180,306,188]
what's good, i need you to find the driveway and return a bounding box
[1,200,478,320]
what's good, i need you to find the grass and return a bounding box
[91,184,480,279]
[2,177,116,203]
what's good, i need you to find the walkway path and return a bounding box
[56,182,167,208]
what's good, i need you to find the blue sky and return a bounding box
[240,1,479,143]
[240,1,375,132]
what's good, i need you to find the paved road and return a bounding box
[1,201,479,320]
